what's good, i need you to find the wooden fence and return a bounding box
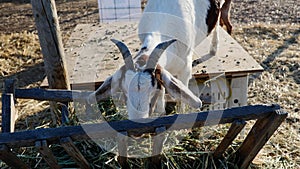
[0,79,288,168]
[0,0,289,168]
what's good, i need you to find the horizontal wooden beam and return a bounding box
[0,105,283,149]
[14,88,181,104]
[15,88,91,102]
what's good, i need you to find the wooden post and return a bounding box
[1,94,17,133]
[213,120,246,159]
[4,79,16,99]
[2,79,17,133]
[0,144,29,169]
[234,109,288,169]
[31,0,70,90]
[35,140,61,169]
[31,0,70,125]
[60,137,91,169]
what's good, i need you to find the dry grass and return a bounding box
[0,32,42,85]
[233,23,300,168]
[0,23,299,168]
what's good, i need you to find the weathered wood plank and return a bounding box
[213,120,246,159]
[15,88,91,102]
[44,23,262,88]
[0,144,29,169]
[1,94,17,133]
[235,109,288,169]
[35,140,61,169]
[60,137,91,169]
[15,86,172,103]
[117,131,129,168]
[4,79,16,96]
[150,126,167,168]
[31,0,70,90]
[0,105,282,148]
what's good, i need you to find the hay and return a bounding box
[0,31,42,79]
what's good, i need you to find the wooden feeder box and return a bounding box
[42,22,263,111]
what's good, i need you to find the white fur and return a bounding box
[138,0,221,85]
[133,0,221,118]
[89,0,222,120]
[123,71,157,119]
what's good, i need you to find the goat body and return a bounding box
[89,0,224,120]
[138,0,222,86]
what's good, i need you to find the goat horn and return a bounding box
[145,39,177,71]
[111,39,135,71]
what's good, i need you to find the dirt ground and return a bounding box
[0,0,299,168]
[0,0,299,34]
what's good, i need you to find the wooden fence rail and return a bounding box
[15,88,91,102]
[0,103,286,148]
[0,85,288,169]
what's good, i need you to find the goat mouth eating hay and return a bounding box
[87,39,202,120]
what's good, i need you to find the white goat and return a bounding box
[88,0,224,120]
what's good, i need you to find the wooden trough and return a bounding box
[0,79,288,168]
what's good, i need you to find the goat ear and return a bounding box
[87,68,123,104]
[160,70,202,109]
[87,76,113,104]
